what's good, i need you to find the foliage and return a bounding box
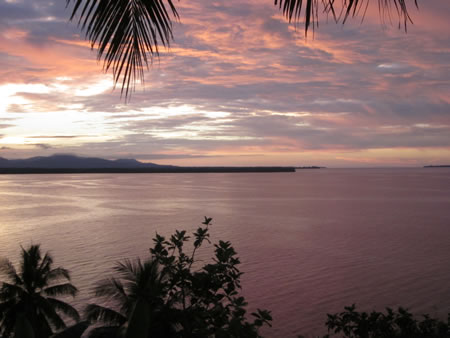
[0,245,80,338]
[85,217,272,337]
[66,0,419,98]
[84,257,178,337]
[66,0,179,98]
[323,304,450,338]
[3,225,448,338]
[276,0,418,33]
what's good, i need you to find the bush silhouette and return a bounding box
[84,217,272,337]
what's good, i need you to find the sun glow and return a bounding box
[0,84,50,112]
[0,110,125,149]
[74,78,113,97]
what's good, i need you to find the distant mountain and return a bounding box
[0,155,175,169]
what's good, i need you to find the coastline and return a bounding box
[0,167,296,174]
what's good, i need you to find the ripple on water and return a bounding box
[0,169,449,337]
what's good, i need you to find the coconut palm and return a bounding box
[66,0,419,98]
[0,244,80,338]
[84,257,177,338]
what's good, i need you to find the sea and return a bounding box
[0,168,449,337]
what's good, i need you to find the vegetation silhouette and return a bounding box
[320,304,450,338]
[1,220,448,337]
[84,217,272,337]
[66,0,419,98]
[0,245,79,338]
[84,258,178,337]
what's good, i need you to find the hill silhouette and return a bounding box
[0,155,174,169]
[0,155,295,173]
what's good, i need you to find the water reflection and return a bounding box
[0,169,449,337]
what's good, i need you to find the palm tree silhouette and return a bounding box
[0,244,80,338]
[85,257,177,338]
[66,0,418,98]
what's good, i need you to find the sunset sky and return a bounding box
[0,0,449,167]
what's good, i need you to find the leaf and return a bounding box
[84,303,127,325]
[67,0,179,99]
[51,321,89,338]
[275,0,417,35]
[44,283,78,298]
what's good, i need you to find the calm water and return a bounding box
[0,169,449,337]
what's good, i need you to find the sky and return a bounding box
[0,0,449,167]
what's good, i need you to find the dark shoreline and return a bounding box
[0,167,296,174]
[424,165,450,168]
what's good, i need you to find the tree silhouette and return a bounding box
[324,304,450,338]
[84,258,177,338]
[66,0,419,98]
[0,245,80,338]
[84,217,272,337]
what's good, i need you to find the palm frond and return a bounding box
[0,282,25,301]
[114,258,142,284]
[2,245,80,336]
[44,283,78,298]
[275,0,419,34]
[52,321,89,338]
[0,304,18,338]
[38,252,54,275]
[67,0,179,99]
[47,267,71,283]
[36,296,68,331]
[20,244,42,289]
[84,303,127,325]
[0,259,22,286]
[46,297,81,322]
[115,258,166,302]
[93,277,128,303]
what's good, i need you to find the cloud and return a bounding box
[28,135,85,139]
[0,0,449,166]
[34,143,52,149]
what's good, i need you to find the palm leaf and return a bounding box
[20,244,42,290]
[0,259,22,285]
[66,0,418,99]
[35,252,55,289]
[35,296,68,331]
[38,252,54,275]
[51,321,89,338]
[0,282,25,301]
[91,277,132,316]
[114,258,140,280]
[84,303,127,325]
[47,268,71,283]
[67,0,179,98]
[275,0,419,34]
[93,277,128,303]
[1,245,78,336]
[46,297,81,322]
[44,283,78,298]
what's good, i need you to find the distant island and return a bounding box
[0,155,295,173]
[424,165,450,168]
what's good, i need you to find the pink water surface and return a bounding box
[0,168,449,337]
